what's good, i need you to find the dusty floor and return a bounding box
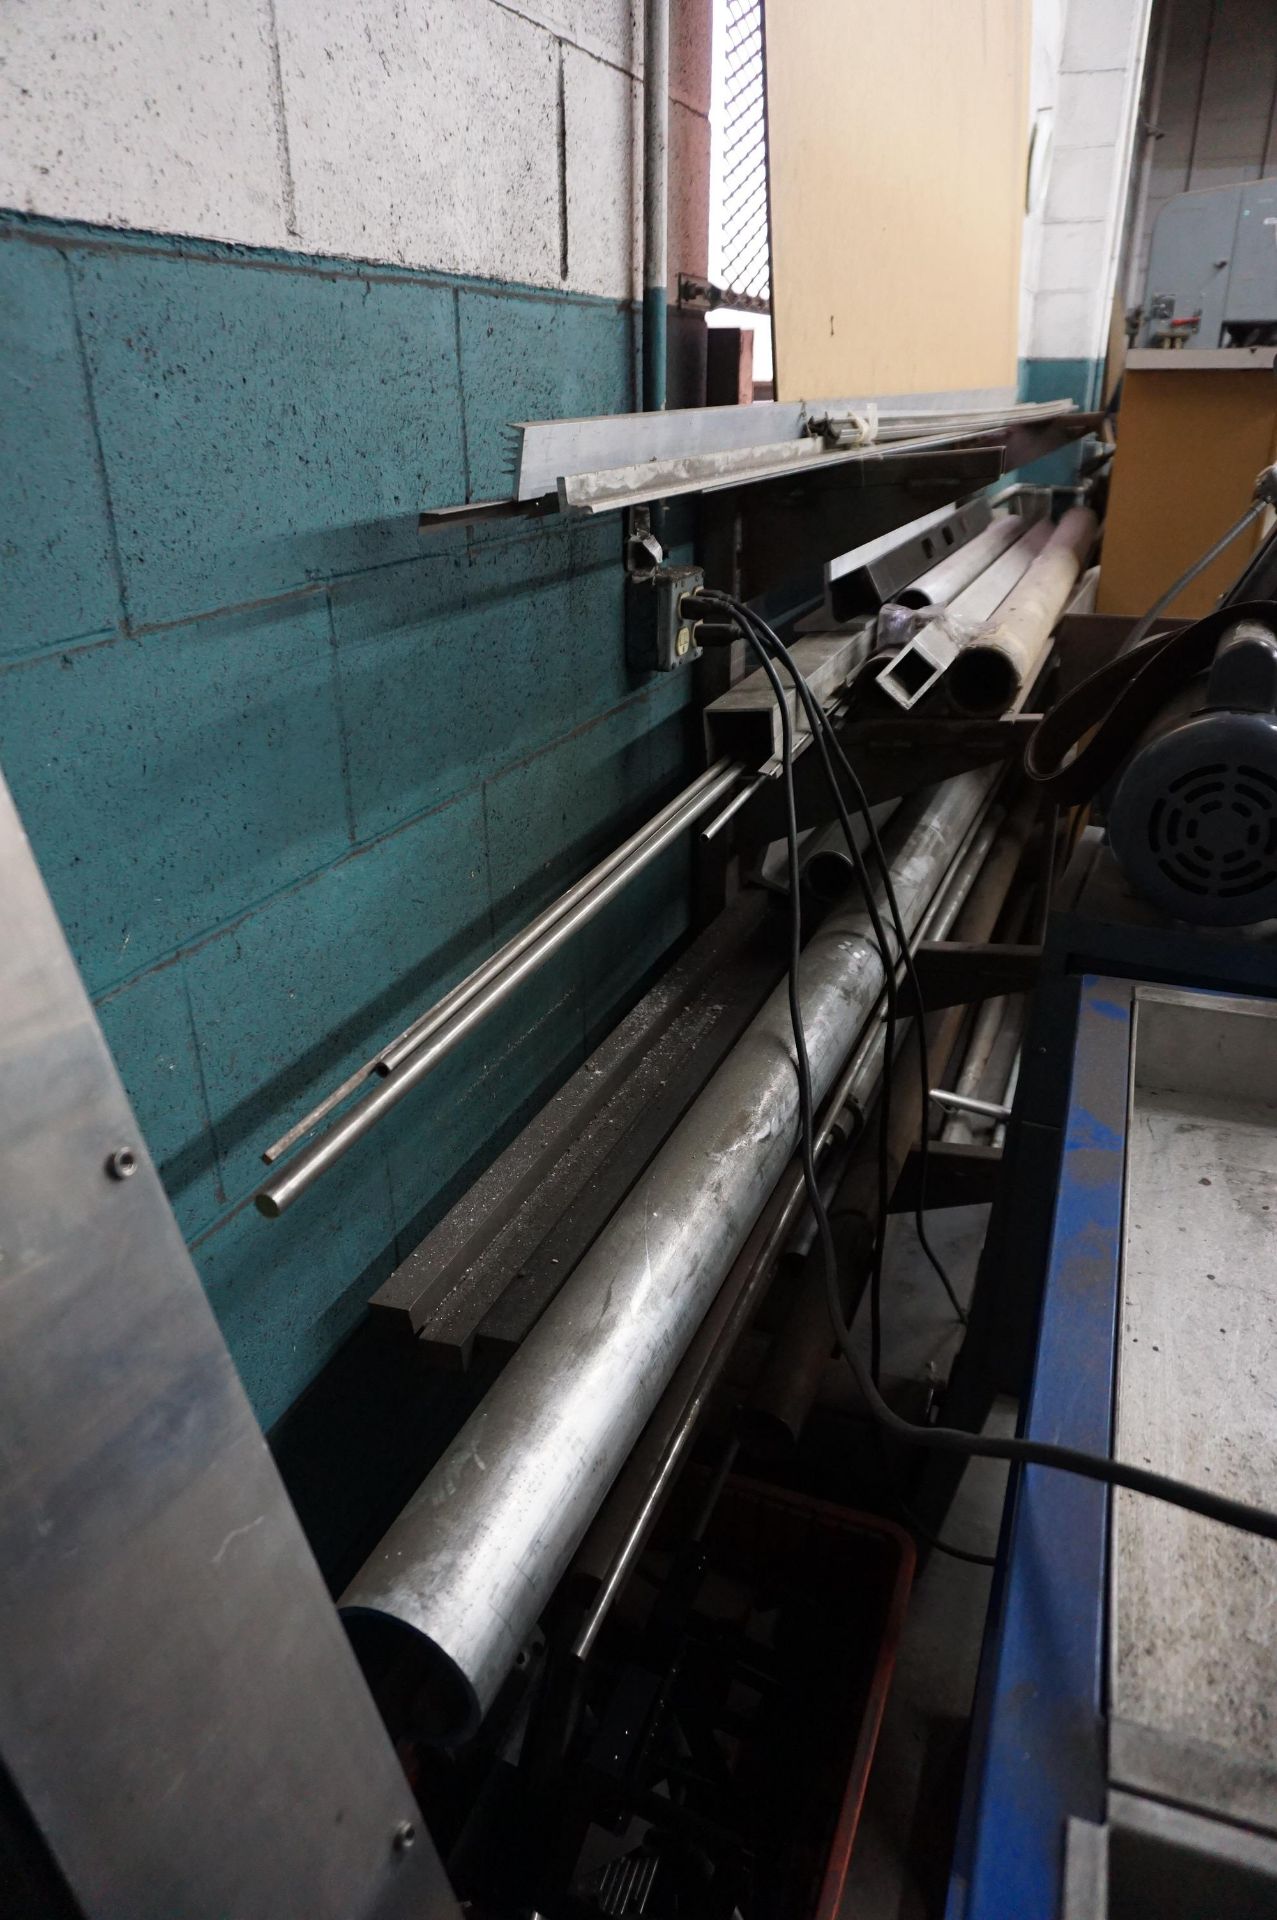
[838,1204,1014,1920]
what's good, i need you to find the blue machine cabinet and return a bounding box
[944,838,1277,1918]
[946,976,1130,1919]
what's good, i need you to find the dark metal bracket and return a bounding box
[912,940,1043,1012]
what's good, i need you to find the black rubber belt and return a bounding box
[1024,600,1277,804]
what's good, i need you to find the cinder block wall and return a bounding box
[1019,0,1152,422]
[0,0,711,1428]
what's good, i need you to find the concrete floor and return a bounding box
[837,1205,1014,1920]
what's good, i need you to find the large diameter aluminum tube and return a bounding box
[340,767,997,1742]
[894,513,1030,609]
[948,506,1098,715]
[566,781,1005,1661]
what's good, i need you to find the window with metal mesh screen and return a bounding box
[713,0,770,305]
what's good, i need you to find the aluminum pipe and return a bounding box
[341,766,998,1741]
[948,506,1098,716]
[566,777,1004,1659]
[946,517,1051,624]
[894,513,1030,609]
[741,779,1040,1459]
[801,799,901,903]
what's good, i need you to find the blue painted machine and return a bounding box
[944,840,1277,1918]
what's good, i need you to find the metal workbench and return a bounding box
[944,846,1277,1919]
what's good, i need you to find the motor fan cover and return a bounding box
[1108,709,1277,927]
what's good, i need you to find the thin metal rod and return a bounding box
[377,761,735,1075]
[256,762,739,1217]
[699,771,767,842]
[263,759,736,1164]
[929,1087,1011,1123]
[994,1049,1021,1150]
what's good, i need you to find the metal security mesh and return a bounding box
[718,0,770,304]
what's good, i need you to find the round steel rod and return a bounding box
[930,1088,1012,1123]
[939,887,1033,1145]
[255,762,739,1217]
[340,767,1001,1740]
[261,760,737,1166]
[377,760,736,1074]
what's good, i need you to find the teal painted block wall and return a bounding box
[0,215,697,1429]
[1016,356,1104,486]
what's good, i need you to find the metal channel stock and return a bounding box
[255,760,740,1215]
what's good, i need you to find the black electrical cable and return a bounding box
[697,595,902,1378]
[697,600,998,1561]
[748,628,1277,1553]
[746,615,966,1334]
[695,592,967,1362]
[686,590,984,1559]
[1124,498,1264,654]
[901,1503,996,1569]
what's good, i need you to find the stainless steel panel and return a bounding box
[1112,985,1277,1835]
[0,769,456,1918]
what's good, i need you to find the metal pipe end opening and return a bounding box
[341,1607,482,1750]
[805,850,857,903]
[949,647,1019,717]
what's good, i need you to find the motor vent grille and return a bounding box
[1146,761,1277,901]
